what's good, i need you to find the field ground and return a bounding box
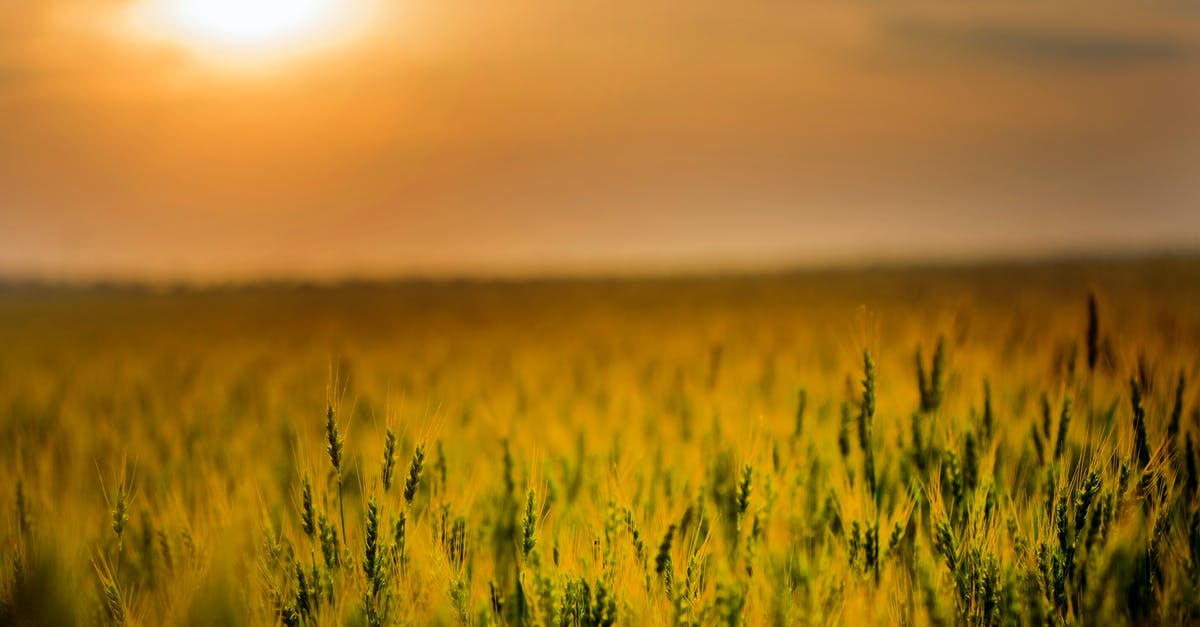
[2,257,1200,625]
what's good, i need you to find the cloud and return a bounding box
[883,17,1195,68]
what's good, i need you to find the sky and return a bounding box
[1,0,1199,280]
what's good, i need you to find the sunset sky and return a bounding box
[1,0,1198,280]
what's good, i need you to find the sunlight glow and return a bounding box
[127,0,377,67]
[165,0,336,47]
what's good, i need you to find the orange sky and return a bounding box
[1,0,1198,280]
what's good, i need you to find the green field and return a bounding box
[2,258,1199,625]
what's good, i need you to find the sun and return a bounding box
[126,0,375,66]
[163,0,336,47]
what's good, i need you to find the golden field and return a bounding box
[1,258,1199,625]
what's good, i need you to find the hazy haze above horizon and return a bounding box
[2,0,1199,280]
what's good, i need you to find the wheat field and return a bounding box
[2,258,1199,625]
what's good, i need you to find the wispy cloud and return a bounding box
[883,17,1195,68]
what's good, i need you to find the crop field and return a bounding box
[1,258,1199,626]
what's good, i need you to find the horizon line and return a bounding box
[1,247,1197,291]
